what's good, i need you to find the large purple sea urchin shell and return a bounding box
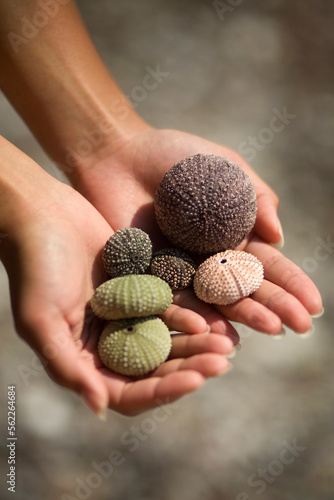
[154,154,257,254]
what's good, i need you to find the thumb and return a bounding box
[222,148,283,246]
[254,187,284,247]
[18,316,109,419]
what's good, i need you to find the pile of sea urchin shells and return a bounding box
[92,228,174,377]
[91,154,264,378]
[154,154,264,304]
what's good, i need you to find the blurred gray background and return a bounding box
[1,0,333,499]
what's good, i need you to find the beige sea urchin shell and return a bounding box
[150,249,197,290]
[102,228,152,278]
[155,154,257,254]
[98,316,172,376]
[193,250,264,305]
[91,275,173,320]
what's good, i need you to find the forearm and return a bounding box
[0,135,63,234]
[0,0,145,175]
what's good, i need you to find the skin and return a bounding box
[0,138,235,416]
[0,1,322,416]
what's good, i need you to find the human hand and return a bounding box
[69,127,322,335]
[0,140,235,416]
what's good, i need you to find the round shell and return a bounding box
[102,228,152,278]
[150,249,197,290]
[98,316,172,376]
[91,274,173,320]
[193,250,264,305]
[155,154,257,254]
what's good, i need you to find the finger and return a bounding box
[154,354,231,378]
[251,280,312,333]
[160,303,208,334]
[101,370,206,416]
[246,238,323,315]
[223,148,282,245]
[171,288,240,344]
[217,295,282,334]
[254,191,282,246]
[169,332,235,358]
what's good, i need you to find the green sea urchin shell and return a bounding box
[102,228,152,278]
[98,316,172,376]
[193,250,263,305]
[155,154,257,254]
[91,275,173,320]
[150,249,197,290]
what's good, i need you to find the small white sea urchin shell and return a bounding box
[193,250,264,305]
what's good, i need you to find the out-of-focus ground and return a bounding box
[0,1,333,499]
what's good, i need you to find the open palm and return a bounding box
[71,127,322,337]
[1,180,234,416]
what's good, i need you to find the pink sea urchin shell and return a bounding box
[193,250,264,305]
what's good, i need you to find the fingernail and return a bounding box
[271,327,286,340]
[296,323,314,339]
[226,347,237,359]
[311,307,324,319]
[96,409,107,422]
[83,391,107,420]
[272,221,284,250]
[223,363,234,374]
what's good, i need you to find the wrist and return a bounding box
[0,0,150,180]
[57,102,150,177]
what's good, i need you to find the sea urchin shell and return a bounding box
[150,249,197,290]
[102,228,152,278]
[98,316,172,376]
[155,154,257,254]
[91,275,173,320]
[193,250,263,305]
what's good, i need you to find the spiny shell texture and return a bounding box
[150,249,197,290]
[91,275,173,320]
[155,154,257,254]
[102,228,152,278]
[193,250,264,305]
[98,316,172,376]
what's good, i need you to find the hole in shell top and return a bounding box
[193,250,264,306]
[127,327,134,332]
